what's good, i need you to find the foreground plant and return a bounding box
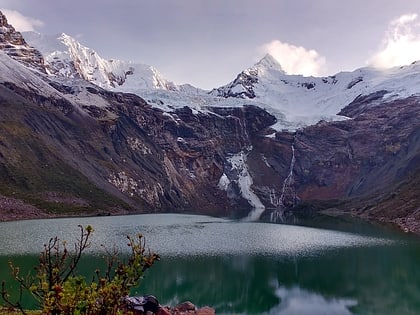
[1,225,159,315]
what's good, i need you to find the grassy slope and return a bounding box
[0,86,132,217]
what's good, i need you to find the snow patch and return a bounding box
[227,151,265,221]
[217,173,230,191]
[177,137,187,144]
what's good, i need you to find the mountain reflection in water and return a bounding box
[1,214,419,315]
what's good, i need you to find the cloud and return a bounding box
[1,9,44,32]
[369,13,420,68]
[259,40,327,76]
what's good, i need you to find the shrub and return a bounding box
[1,225,159,315]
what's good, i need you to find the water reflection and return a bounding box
[268,285,357,315]
[1,214,420,314]
[137,247,420,315]
[0,214,395,256]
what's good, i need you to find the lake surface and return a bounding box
[1,213,420,315]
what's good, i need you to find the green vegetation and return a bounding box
[0,100,133,216]
[1,226,159,315]
[0,308,40,315]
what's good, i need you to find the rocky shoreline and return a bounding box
[160,301,215,315]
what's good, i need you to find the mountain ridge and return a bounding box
[0,10,419,234]
[22,31,178,91]
[19,25,420,131]
[0,12,45,73]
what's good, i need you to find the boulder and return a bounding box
[166,301,215,315]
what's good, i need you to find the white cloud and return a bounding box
[1,9,44,32]
[369,13,420,68]
[259,40,327,76]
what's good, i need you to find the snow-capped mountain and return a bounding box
[23,31,177,91]
[0,10,419,234]
[21,27,420,132]
[22,31,218,113]
[0,13,45,73]
[211,53,420,130]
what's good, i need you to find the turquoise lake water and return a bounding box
[1,213,420,314]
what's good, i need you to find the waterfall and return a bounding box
[270,142,297,223]
[280,144,296,206]
[269,189,280,207]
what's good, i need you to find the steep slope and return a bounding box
[0,81,132,219]
[0,12,419,234]
[211,53,420,130]
[0,31,276,220]
[23,31,177,91]
[0,77,276,220]
[22,31,213,114]
[0,12,45,73]
[208,56,420,230]
[237,93,420,232]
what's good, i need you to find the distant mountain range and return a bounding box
[0,11,419,233]
[22,30,420,130]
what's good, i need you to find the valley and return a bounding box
[0,11,419,235]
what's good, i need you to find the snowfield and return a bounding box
[20,31,420,131]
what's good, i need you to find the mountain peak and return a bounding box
[0,10,25,46]
[0,10,46,73]
[0,10,7,26]
[254,53,285,73]
[23,30,178,91]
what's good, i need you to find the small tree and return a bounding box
[1,225,159,315]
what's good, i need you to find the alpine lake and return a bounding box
[1,213,420,315]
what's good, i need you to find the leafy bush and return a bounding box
[1,225,159,315]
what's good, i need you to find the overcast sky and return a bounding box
[2,0,420,89]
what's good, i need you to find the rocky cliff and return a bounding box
[0,11,419,233]
[0,12,45,73]
[0,74,276,219]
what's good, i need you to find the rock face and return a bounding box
[0,15,419,233]
[0,72,276,219]
[0,11,45,73]
[210,54,284,99]
[1,68,418,231]
[288,94,420,200]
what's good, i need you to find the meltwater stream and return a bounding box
[1,214,420,315]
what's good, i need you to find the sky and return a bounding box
[2,0,420,89]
